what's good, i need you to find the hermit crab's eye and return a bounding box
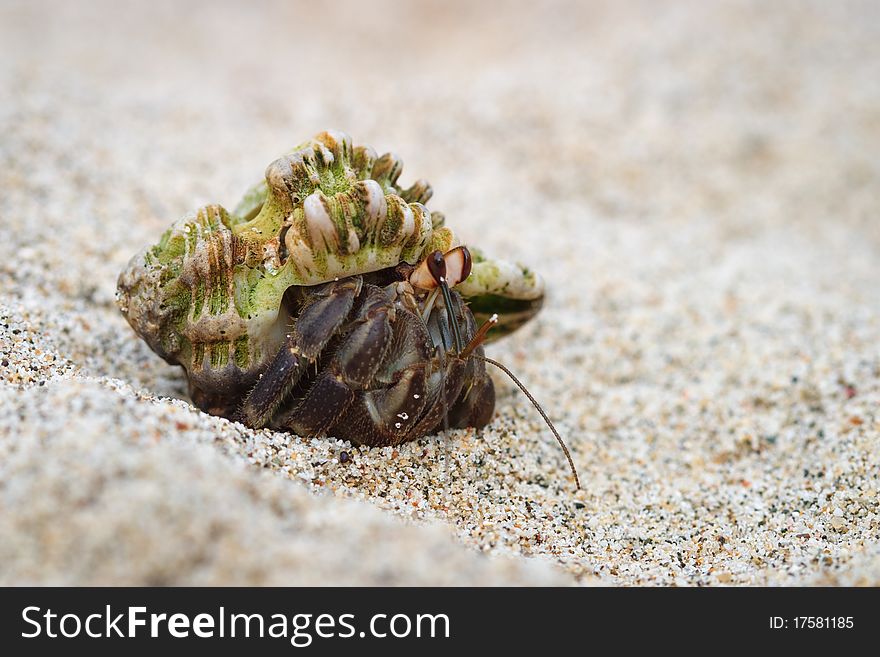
[410,246,472,290]
[427,250,446,284]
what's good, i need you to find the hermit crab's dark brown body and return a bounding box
[117,131,579,486]
[236,269,494,446]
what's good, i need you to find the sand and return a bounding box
[1,0,878,585]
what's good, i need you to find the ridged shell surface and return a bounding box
[116,130,545,404]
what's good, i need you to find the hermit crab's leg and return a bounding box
[327,308,436,446]
[275,285,395,437]
[445,312,496,430]
[445,369,496,429]
[435,293,496,430]
[326,364,432,446]
[241,277,362,428]
[275,369,357,438]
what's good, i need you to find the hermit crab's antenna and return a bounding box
[411,247,581,491]
[463,315,581,491]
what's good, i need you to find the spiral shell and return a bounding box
[117,132,456,403]
[117,131,545,407]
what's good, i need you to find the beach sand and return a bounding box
[1,0,878,585]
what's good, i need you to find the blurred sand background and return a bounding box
[1,0,879,585]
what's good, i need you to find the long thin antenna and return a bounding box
[473,354,581,491]
[461,314,499,359]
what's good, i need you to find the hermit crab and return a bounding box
[117,131,579,488]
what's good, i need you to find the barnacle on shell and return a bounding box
[117,131,545,414]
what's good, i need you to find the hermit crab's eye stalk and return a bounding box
[409,246,473,290]
[410,246,475,354]
[439,246,473,354]
[439,281,463,354]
